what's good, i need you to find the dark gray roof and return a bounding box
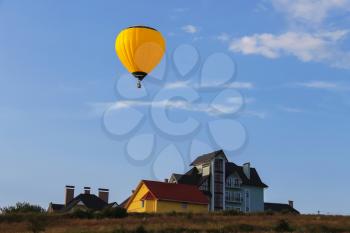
[264,202,300,214]
[172,167,209,186]
[64,194,109,211]
[49,203,64,211]
[226,162,268,188]
[119,196,130,208]
[190,150,227,166]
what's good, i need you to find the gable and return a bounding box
[190,150,228,166]
[125,182,154,209]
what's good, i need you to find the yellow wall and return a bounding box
[127,184,156,213]
[156,200,208,213]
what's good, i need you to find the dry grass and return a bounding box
[0,213,350,233]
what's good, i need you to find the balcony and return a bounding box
[225,183,241,189]
[226,197,243,203]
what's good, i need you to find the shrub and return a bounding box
[238,224,255,232]
[70,209,93,219]
[135,225,147,233]
[186,212,193,220]
[101,207,128,218]
[1,202,45,214]
[222,209,243,216]
[112,226,129,233]
[27,215,47,233]
[274,219,294,232]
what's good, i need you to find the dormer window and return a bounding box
[226,176,240,188]
[234,178,240,187]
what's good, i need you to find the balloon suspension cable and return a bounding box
[137,79,142,88]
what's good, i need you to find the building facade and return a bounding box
[169,150,268,212]
[125,180,209,213]
[48,186,117,213]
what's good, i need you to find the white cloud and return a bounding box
[279,106,304,113]
[271,0,350,25]
[229,30,350,68]
[92,97,252,117]
[225,0,350,69]
[217,33,230,42]
[241,110,267,119]
[181,25,198,34]
[110,99,240,116]
[173,8,189,13]
[164,81,190,89]
[226,82,255,89]
[295,81,350,90]
[164,81,255,90]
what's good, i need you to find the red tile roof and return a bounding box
[142,180,209,205]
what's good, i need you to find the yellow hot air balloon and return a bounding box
[115,25,166,88]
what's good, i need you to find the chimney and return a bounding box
[164,178,169,183]
[65,185,75,205]
[98,188,109,203]
[84,187,91,195]
[288,200,294,208]
[243,162,251,179]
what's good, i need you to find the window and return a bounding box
[226,191,242,202]
[141,200,144,208]
[233,192,242,202]
[226,176,240,188]
[181,203,187,209]
[225,191,230,201]
[246,207,250,212]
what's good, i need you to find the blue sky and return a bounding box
[0,0,350,215]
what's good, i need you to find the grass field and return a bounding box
[0,212,350,233]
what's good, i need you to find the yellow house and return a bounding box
[124,180,209,213]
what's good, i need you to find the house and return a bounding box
[48,186,118,213]
[124,180,209,213]
[264,201,300,214]
[169,150,268,212]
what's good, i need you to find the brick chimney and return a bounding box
[243,162,251,179]
[288,200,294,208]
[98,188,109,203]
[65,185,75,205]
[84,187,91,195]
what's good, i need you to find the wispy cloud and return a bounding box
[225,82,254,89]
[164,81,190,89]
[227,0,350,69]
[173,8,189,13]
[229,30,350,68]
[217,33,230,42]
[108,99,241,116]
[164,81,255,90]
[279,106,304,113]
[181,25,198,34]
[271,0,350,26]
[295,81,350,91]
[241,110,267,119]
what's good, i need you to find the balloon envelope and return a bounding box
[115,26,166,85]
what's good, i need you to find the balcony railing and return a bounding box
[226,197,243,203]
[225,183,241,188]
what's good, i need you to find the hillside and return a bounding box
[0,212,349,233]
